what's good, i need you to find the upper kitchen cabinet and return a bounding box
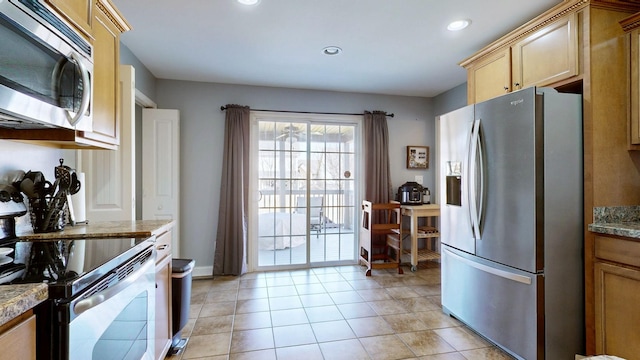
[44,0,92,38]
[78,0,129,148]
[466,48,511,104]
[461,5,580,104]
[620,12,640,150]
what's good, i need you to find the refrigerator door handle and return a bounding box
[444,248,532,285]
[468,119,483,240]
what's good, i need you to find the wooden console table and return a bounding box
[398,204,440,271]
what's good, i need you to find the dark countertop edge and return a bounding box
[0,283,48,327]
[15,219,174,241]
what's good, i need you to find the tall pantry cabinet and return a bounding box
[458,0,640,355]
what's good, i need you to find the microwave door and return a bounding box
[439,104,476,255]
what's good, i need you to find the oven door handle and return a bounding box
[73,257,154,316]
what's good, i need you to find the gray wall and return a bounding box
[433,82,467,116]
[154,80,436,271]
[120,44,157,101]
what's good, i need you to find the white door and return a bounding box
[142,109,180,256]
[79,65,135,222]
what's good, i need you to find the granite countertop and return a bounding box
[0,283,48,327]
[15,219,174,240]
[588,206,640,239]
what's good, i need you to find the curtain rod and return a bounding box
[220,106,394,118]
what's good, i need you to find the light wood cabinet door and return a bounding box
[45,0,92,36]
[78,3,120,147]
[467,48,511,104]
[155,254,172,360]
[511,13,579,90]
[0,312,36,360]
[595,261,640,359]
[628,27,640,146]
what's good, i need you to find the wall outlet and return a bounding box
[415,175,423,185]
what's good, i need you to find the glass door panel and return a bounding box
[256,119,358,269]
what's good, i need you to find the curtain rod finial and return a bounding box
[220,106,226,111]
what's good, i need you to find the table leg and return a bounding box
[410,213,418,271]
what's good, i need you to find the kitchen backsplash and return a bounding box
[0,140,76,233]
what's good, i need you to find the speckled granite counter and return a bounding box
[588,206,640,239]
[15,219,174,240]
[0,283,47,327]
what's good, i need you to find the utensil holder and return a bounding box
[28,196,67,233]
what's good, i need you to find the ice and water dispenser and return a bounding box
[446,161,462,206]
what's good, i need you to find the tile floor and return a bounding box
[167,262,514,360]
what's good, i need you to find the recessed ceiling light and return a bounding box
[237,0,260,5]
[322,46,342,56]
[447,19,471,31]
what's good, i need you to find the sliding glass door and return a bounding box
[250,113,360,270]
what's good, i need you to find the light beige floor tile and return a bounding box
[182,333,231,359]
[266,276,295,287]
[236,298,270,314]
[233,311,272,330]
[322,281,355,292]
[412,284,441,296]
[268,295,302,310]
[357,288,393,301]
[305,304,344,322]
[397,297,440,312]
[433,326,491,351]
[318,338,370,360]
[329,290,365,304]
[270,308,308,326]
[347,316,395,337]
[300,293,334,307]
[382,313,429,333]
[359,334,416,360]
[189,303,204,319]
[229,349,276,360]
[337,302,378,319]
[295,282,328,295]
[397,330,456,356]
[238,278,267,289]
[291,274,320,284]
[369,299,411,315]
[276,343,324,360]
[230,328,274,353]
[385,286,422,299]
[237,286,268,300]
[206,289,238,303]
[272,323,317,347]
[267,284,298,298]
[315,272,346,282]
[459,347,514,359]
[192,315,234,335]
[349,279,384,290]
[419,352,467,360]
[200,301,237,317]
[413,310,461,330]
[311,320,356,342]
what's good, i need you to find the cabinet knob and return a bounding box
[514,82,520,88]
[504,86,509,91]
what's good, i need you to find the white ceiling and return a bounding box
[112,0,563,98]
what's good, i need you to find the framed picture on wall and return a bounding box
[406,145,429,169]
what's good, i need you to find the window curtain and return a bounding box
[213,104,250,276]
[363,110,392,203]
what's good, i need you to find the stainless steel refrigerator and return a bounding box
[438,87,584,360]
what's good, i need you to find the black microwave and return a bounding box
[0,0,93,131]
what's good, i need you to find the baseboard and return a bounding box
[192,265,213,278]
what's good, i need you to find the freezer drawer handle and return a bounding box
[445,248,532,285]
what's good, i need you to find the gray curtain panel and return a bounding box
[363,111,392,204]
[213,104,250,276]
